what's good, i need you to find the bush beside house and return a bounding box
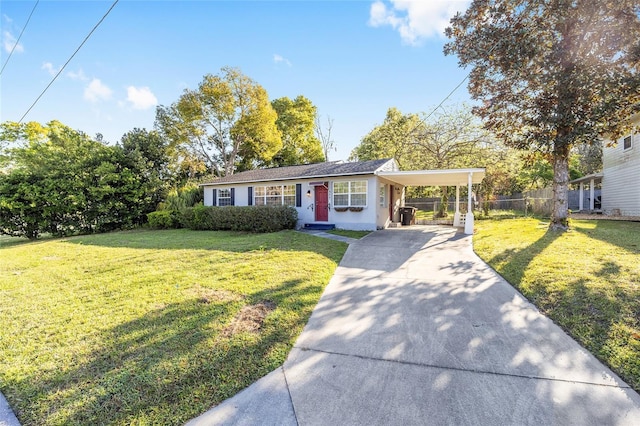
[148,205,298,233]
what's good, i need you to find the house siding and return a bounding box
[202,175,396,231]
[602,115,640,216]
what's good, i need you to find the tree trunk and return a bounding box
[550,142,570,231]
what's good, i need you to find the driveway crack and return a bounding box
[293,345,631,390]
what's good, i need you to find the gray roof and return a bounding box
[201,158,395,186]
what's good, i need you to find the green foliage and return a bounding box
[158,184,203,212]
[0,121,166,238]
[182,205,298,233]
[0,169,42,239]
[445,0,640,229]
[146,210,181,229]
[119,128,171,213]
[156,67,282,176]
[352,105,500,208]
[269,96,324,166]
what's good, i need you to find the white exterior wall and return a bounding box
[375,177,404,228]
[602,115,640,216]
[202,174,394,231]
[325,176,378,230]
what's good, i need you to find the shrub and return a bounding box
[147,210,181,229]
[181,205,298,233]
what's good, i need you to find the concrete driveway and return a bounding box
[188,226,640,425]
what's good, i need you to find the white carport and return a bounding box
[377,168,486,235]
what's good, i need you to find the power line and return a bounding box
[18,0,119,123]
[0,0,40,76]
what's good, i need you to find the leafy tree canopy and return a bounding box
[269,95,324,166]
[445,0,640,229]
[0,121,166,238]
[155,67,282,176]
[351,106,492,170]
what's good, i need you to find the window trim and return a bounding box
[333,180,368,208]
[253,184,297,207]
[379,184,387,207]
[217,188,232,206]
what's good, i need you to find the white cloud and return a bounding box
[67,68,88,81]
[41,62,60,76]
[126,86,158,110]
[369,0,470,45]
[273,54,292,67]
[84,78,113,103]
[2,30,23,54]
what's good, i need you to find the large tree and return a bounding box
[351,106,494,216]
[445,0,640,230]
[119,128,171,213]
[269,95,324,166]
[0,121,157,238]
[155,67,281,176]
[351,106,489,170]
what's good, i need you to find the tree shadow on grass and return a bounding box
[485,229,562,299]
[9,278,324,426]
[572,219,640,253]
[484,224,640,391]
[542,260,640,392]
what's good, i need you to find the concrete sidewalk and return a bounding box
[188,226,640,425]
[0,392,20,426]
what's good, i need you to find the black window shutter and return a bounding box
[230,188,235,206]
[212,189,217,206]
[296,184,302,207]
[248,187,253,206]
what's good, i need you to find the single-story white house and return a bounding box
[201,158,485,234]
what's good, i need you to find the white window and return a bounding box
[333,180,367,207]
[254,185,296,206]
[623,135,632,150]
[379,184,386,207]
[218,188,232,206]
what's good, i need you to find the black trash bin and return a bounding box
[400,206,416,226]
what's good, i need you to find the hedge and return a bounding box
[149,205,298,233]
[147,210,182,229]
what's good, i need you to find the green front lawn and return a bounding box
[473,218,640,391]
[0,229,347,425]
[326,229,372,239]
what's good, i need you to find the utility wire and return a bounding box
[0,0,40,76]
[18,0,119,123]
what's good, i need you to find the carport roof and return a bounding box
[377,168,486,187]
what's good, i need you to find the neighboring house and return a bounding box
[601,113,640,216]
[201,158,485,233]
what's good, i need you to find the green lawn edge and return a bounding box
[473,217,640,392]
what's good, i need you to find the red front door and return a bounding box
[315,185,329,222]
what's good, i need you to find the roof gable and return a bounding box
[201,158,397,186]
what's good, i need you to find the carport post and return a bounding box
[579,182,584,211]
[464,173,474,234]
[453,185,461,226]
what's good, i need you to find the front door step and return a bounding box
[304,223,336,231]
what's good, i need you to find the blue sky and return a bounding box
[1,0,472,161]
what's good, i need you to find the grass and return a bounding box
[414,209,435,220]
[473,218,640,392]
[0,229,347,425]
[326,229,372,239]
